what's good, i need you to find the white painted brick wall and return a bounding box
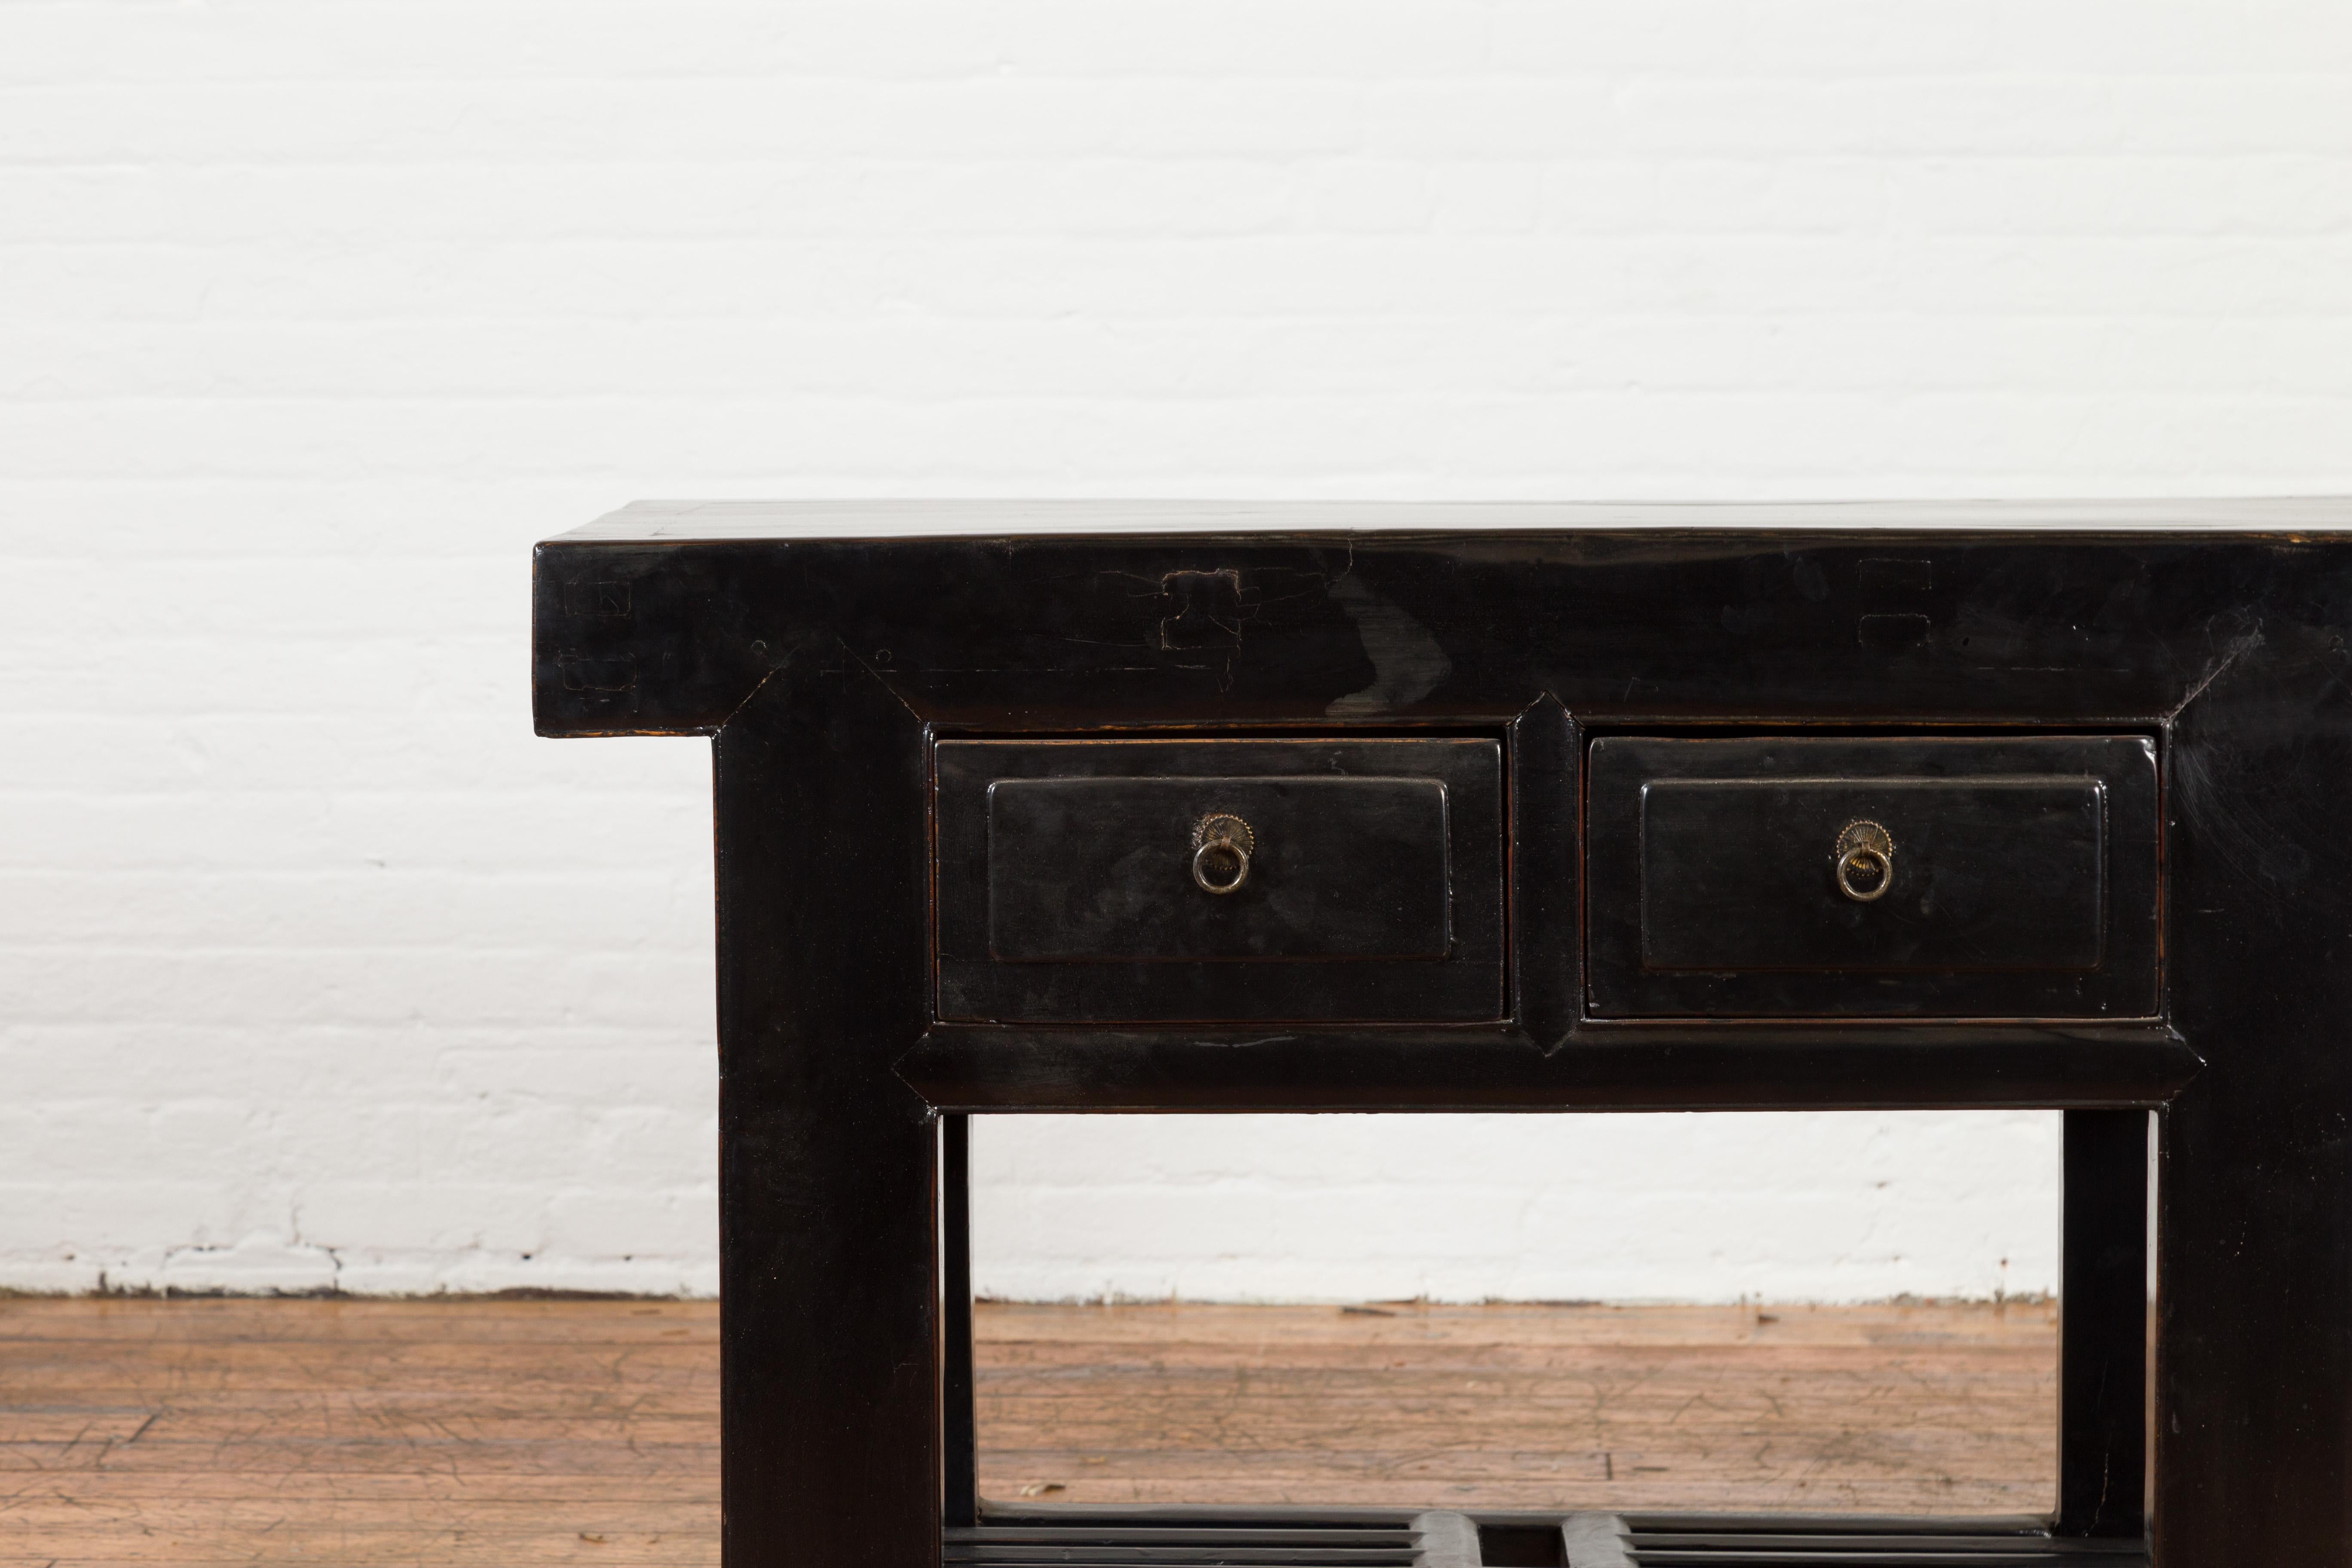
[4,0,2347,1298]
[972,1112,2063,1305]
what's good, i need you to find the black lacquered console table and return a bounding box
[533,502,2352,1567]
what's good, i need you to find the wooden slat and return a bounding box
[1621,1525,2147,1567]
[949,1531,1413,1545]
[944,1524,1422,1567]
[1631,1535,2142,1552]
[946,1552,1415,1565]
[1634,1558,2087,1567]
[1630,1556,2133,1567]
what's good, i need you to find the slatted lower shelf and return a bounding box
[1616,1517,2148,1566]
[950,1514,2152,1568]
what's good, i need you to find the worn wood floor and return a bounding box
[0,1295,2055,1565]
[975,1299,2057,1515]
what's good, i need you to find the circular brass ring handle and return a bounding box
[1191,812,1254,895]
[1834,819,1895,903]
[1837,845,1893,903]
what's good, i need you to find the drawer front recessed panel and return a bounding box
[987,776,1451,962]
[938,738,1503,1023]
[1640,778,2107,971]
[1588,736,2158,1018]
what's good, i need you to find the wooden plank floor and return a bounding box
[974,1299,2057,1515]
[0,1295,2055,1565]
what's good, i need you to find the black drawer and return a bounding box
[1586,735,2159,1018]
[936,738,1503,1022]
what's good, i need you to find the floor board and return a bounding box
[0,1295,2055,1564]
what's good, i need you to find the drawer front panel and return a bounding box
[938,738,1503,1023]
[987,776,1451,962]
[1587,736,2158,1018]
[1640,778,2106,971]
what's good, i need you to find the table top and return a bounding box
[546,495,2352,544]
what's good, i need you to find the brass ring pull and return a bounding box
[1834,819,1895,903]
[1190,812,1254,895]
